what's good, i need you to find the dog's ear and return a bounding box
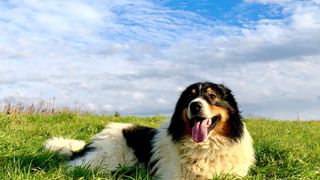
[168,109,186,142]
[168,86,192,142]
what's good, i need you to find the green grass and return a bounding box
[0,113,319,179]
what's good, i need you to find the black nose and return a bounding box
[190,101,202,114]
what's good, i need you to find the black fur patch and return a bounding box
[71,143,95,160]
[122,125,157,169]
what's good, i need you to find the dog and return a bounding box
[44,82,255,179]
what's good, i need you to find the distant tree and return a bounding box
[114,111,121,117]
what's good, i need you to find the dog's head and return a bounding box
[168,82,243,143]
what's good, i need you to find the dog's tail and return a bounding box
[44,137,86,157]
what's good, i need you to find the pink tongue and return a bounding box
[192,119,210,143]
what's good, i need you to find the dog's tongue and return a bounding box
[192,119,210,143]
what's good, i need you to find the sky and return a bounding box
[0,0,320,120]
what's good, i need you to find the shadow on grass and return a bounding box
[0,151,67,172]
[0,151,151,179]
[72,165,151,180]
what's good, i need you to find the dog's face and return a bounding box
[169,82,243,143]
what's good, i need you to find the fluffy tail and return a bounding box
[44,137,86,157]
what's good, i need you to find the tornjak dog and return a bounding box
[45,82,255,179]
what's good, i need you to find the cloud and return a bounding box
[0,0,319,119]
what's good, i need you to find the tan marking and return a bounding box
[205,87,219,99]
[191,89,196,94]
[206,87,214,94]
[208,105,232,138]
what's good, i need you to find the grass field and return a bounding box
[0,112,319,179]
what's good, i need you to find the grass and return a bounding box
[0,112,319,179]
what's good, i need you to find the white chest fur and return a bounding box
[151,121,255,180]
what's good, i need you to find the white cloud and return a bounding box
[0,0,319,119]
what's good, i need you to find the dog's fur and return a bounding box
[44,82,255,179]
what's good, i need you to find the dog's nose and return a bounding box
[190,101,202,114]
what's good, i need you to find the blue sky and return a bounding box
[1,0,320,119]
[158,0,286,24]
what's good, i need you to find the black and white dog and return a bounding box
[45,82,255,179]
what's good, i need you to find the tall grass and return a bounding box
[1,100,95,115]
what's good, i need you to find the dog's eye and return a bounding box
[209,94,216,99]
